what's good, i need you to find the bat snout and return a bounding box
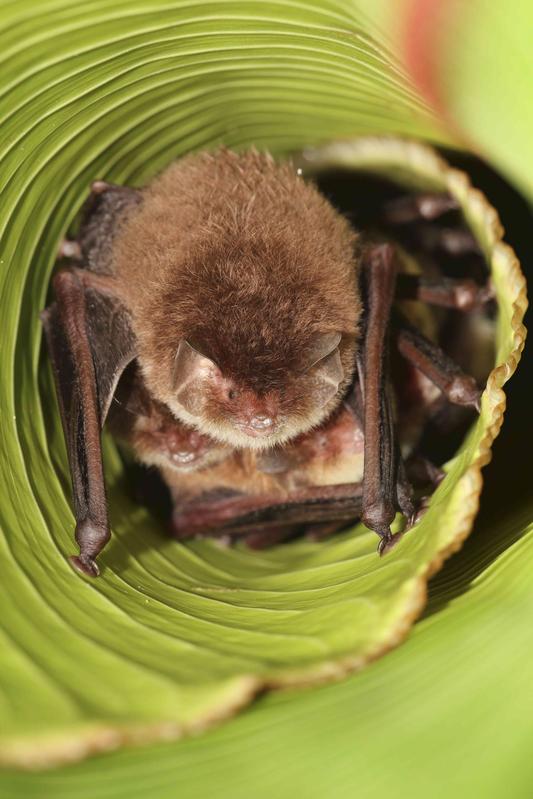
[250,414,275,431]
[169,450,197,464]
[239,413,278,438]
[231,389,281,438]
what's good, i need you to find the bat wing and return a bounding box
[77,181,143,274]
[172,482,363,541]
[41,269,137,576]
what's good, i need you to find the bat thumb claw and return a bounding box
[69,554,100,578]
[57,239,82,260]
[91,180,111,195]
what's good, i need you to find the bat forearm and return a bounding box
[43,270,110,577]
[172,482,363,539]
[360,244,401,545]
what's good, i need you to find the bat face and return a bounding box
[107,366,231,473]
[142,332,350,451]
[129,402,231,473]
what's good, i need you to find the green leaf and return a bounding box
[3,501,533,798]
[0,0,527,772]
[355,0,533,200]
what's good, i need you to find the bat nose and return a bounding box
[250,414,274,431]
[170,451,196,464]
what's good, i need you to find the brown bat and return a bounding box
[41,148,488,577]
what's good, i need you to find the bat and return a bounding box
[41,148,489,577]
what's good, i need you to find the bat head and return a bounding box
[107,372,231,473]
[132,402,230,473]
[167,333,348,450]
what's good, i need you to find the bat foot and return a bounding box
[377,532,403,556]
[69,554,100,578]
[408,496,433,528]
[406,455,445,489]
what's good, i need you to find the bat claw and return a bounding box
[447,376,482,411]
[377,532,403,556]
[69,554,100,578]
[91,180,111,195]
[404,496,434,529]
[58,239,81,260]
[406,512,419,530]
[478,282,496,305]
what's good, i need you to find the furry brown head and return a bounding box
[112,148,362,449]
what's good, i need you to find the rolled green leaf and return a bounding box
[3,503,532,798]
[0,0,526,772]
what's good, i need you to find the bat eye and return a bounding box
[228,389,238,400]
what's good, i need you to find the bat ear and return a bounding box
[312,348,344,405]
[301,332,342,372]
[173,339,221,414]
